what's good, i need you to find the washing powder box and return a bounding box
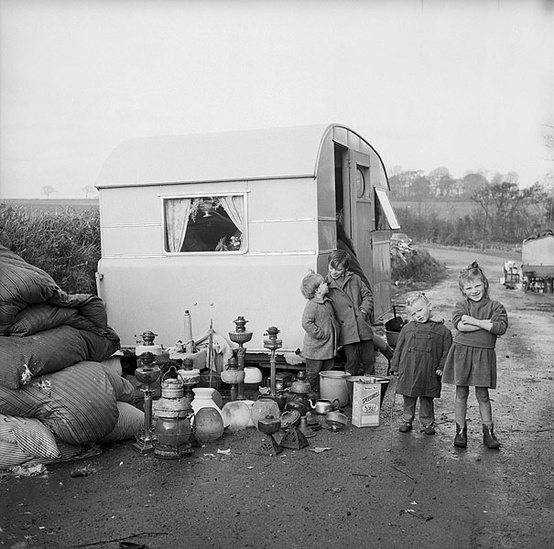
[351,378,382,427]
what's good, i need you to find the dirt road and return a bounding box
[1,245,553,549]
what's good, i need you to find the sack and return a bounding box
[0,362,119,445]
[0,246,60,334]
[99,402,143,443]
[0,414,60,469]
[0,325,120,389]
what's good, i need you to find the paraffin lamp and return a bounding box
[152,364,193,459]
[178,357,200,411]
[133,352,161,454]
[263,326,283,406]
[228,316,252,400]
[220,354,245,401]
[287,370,317,439]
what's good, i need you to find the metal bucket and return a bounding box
[319,371,349,407]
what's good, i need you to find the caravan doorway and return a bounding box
[333,144,393,320]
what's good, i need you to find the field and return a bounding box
[1,198,99,214]
[3,198,476,220]
[390,199,478,218]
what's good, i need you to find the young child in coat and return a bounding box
[442,261,508,449]
[390,292,452,435]
[300,271,340,393]
[325,249,375,376]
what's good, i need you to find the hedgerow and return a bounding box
[0,203,100,294]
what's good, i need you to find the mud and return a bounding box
[1,245,553,549]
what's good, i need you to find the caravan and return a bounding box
[95,124,400,365]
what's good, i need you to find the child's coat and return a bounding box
[301,296,339,360]
[326,271,374,347]
[391,320,453,398]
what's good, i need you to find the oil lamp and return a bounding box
[152,364,193,459]
[133,352,161,454]
[178,357,200,412]
[262,326,288,409]
[136,330,162,356]
[220,354,245,401]
[140,330,157,346]
[287,370,316,438]
[228,316,252,400]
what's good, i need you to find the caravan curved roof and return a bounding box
[95,123,385,188]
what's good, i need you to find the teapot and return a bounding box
[309,398,341,415]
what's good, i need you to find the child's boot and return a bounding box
[454,422,467,447]
[399,421,412,433]
[422,422,436,435]
[482,423,500,449]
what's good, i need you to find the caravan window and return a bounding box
[375,189,401,230]
[163,195,246,253]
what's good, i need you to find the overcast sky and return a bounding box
[1,0,553,199]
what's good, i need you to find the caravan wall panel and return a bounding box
[97,254,318,354]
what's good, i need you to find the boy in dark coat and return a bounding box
[325,250,375,376]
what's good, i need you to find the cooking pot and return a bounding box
[258,415,282,436]
[309,398,340,415]
[325,410,348,430]
[384,305,405,333]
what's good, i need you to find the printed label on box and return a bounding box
[352,381,381,427]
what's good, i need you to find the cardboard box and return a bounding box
[351,378,382,427]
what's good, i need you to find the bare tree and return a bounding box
[471,178,546,241]
[41,185,57,199]
[82,185,97,199]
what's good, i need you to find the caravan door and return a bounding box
[347,150,391,320]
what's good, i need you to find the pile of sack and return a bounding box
[0,245,143,470]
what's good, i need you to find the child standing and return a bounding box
[300,271,340,393]
[325,249,375,376]
[390,293,452,435]
[442,261,508,449]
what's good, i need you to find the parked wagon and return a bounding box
[521,229,554,293]
[95,124,401,367]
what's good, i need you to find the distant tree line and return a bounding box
[390,167,554,247]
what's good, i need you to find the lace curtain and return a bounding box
[165,198,192,252]
[219,195,246,249]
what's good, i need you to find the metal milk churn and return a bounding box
[152,364,192,459]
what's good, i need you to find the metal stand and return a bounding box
[229,316,252,400]
[263,326,282,399]
[132,356,161,454]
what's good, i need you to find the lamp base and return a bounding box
[154,442,193,459]
[132,433,155,454]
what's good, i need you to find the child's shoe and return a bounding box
[454,422,467,447]
[399,421,412,433]
[482,423,500,449]
[422,423,436,435]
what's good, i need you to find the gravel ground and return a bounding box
[1,245,553,549]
